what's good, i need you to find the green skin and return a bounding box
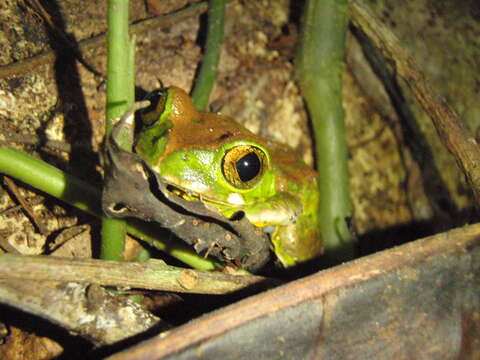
[136,87,323,267]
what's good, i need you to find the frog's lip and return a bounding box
[166,185,285,228]
[166,184,237,207]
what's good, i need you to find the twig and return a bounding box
[0,254,278,294]
[0,1,208,79]
[48,224,90,254]
[350,0,480,208]
[3,133,73,153]
[3,176,49,235]
[0,204,22,216]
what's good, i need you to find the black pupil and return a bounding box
[235,152,261,182]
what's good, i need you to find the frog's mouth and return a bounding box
[165,184,240,208]
[164,184,251,226]
[167,184,201,202]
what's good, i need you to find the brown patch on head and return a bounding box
[162,87,271,157]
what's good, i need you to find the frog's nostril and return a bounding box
[217,131,233,141]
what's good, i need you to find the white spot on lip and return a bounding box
[263,225,276,233]
[227,193,245,205]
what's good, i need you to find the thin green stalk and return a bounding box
[106,0,135,135]
[296,0,354,262]
[0,147,219,271]
[102,0,136,261]
[191,0,226,110]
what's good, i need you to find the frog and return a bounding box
[135,86,323,267]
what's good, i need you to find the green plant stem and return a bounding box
[106,0,135,134]
[296,0,354,262]
[102,0,136,261]
[0,147,219,271]
[191,0,226,110]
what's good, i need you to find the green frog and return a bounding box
[135,86,322,267]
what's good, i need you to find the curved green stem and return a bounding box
[0,147,100,215]
[191,0,226,110]
[296,0,354,262]
[0,147,220,271]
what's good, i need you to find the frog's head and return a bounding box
[135,87,277,219]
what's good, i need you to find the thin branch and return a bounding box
[3,133,74,153]
[3,176,49,235]
[0,254,277,294]
[350,0,480,208]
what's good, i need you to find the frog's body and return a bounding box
[136,86,322,266]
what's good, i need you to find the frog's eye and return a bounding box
[140,89,168,126]
[222,145,267,189]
